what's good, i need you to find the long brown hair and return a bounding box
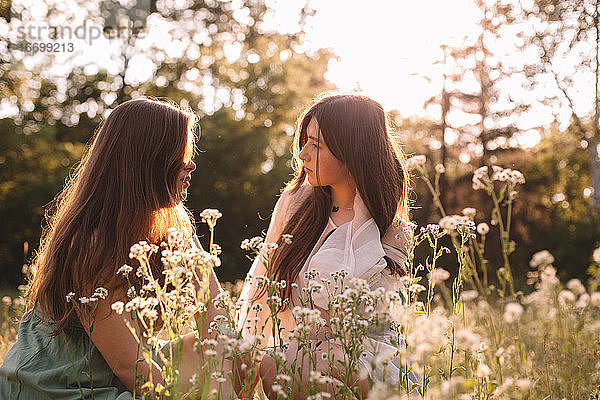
[29,98,197,336]
[270,93,410,304]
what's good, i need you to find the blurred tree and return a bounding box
[0,0,334,286]
[0,118,86,287]
[394,112,598,288]
[188,35,333,281]
[519,122,600,281]
[422,0,528,210]
[520,0,600,213]
[451,0,526,162]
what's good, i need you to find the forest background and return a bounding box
[1,0,599,293]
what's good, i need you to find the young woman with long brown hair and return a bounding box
[237,93,417,399]
[0,98,231,399]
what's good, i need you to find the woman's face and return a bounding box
[176,159,196,202]
[299,117,351,187]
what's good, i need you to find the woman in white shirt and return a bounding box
[237,93,415,399]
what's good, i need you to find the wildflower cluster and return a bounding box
[4,164,600,400]
[472,165,526,192]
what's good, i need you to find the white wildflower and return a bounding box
[405,155,426,170]
[460,290,479,302]
[212,292,232,310]
[275,373,292,382]
[477,222,490,235]
[590,292,600,307]
[558,290,576,307]
[476,363,492,377]
[429,268,450,283]
[349,277,369,291]
[454,328,481,351]
[210,243,222,255]
[238,334,260,352]
[540,265,559,288]
[117,264,133,275]
[92,287,108,300]
[472,166,489,190]
[281,234,293,244]
[408,283,426,293]
[199,208,222,227]
[262,242,279,252]
[529,250,554,268]
[165,228,184,248]
[129,241,156,259]
[439,215,473,232]
[566,278,586,296]
[271,384,286,398]
[576,293,590,308]
[422,223,442,236]
[462,207,476,218]
[306,280,324,294]
[435,163,445,174]
[241,236,264,251]
[304,268,320,280]
[78,297,97,304]
[503,302,524,324]
[508,169,526,185]
[491,165,505,181]
[141,308,158,321]
[593,247,600,263]
[210,372,226,383]
[111,301,124,315]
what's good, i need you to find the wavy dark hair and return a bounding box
[28,98,198,336]
[268,93,410,305]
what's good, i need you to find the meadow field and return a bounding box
[3,0,600,398]
[2,161,599,400]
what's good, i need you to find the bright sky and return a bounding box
[262,0,553,148]
[265,0,595,148]
[5,0,598,149]
[268,0,482,116]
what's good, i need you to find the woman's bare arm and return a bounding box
[84,293,164,394]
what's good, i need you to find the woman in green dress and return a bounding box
[0,98,229,399]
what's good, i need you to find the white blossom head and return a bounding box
[405,155,427,170]
[529,250,555,269]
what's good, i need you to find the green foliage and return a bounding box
[519,124,600,282]
[0,118,85,286]
[0,0,334,286]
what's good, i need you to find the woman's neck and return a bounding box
[330,179,356,209]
